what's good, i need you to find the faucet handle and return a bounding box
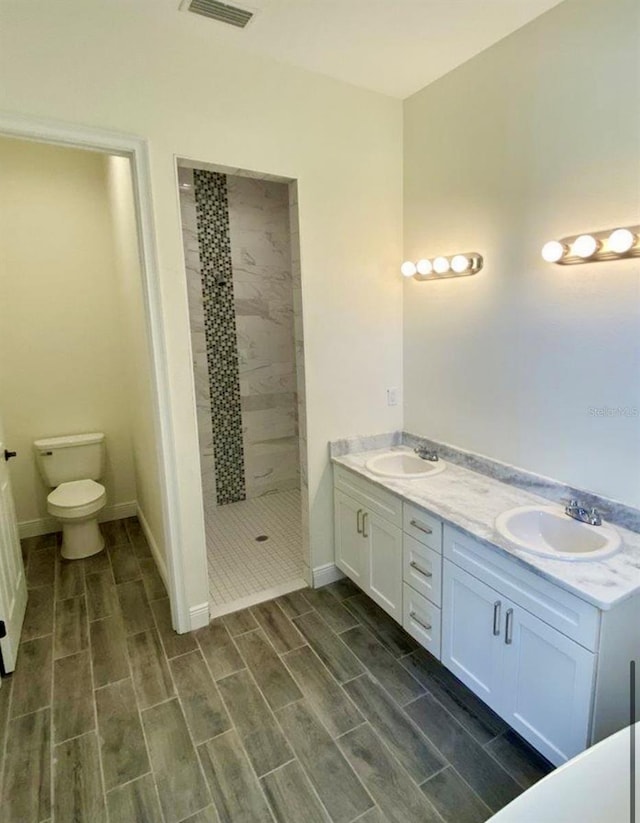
[588,506,603,526]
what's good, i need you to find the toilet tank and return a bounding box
[34,432,106,487]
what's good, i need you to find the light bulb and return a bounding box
[608,228,635,254]
[572,234,599,259]
[401,261,417,277]
[433,256,450,274]
[541,240,566,263]
[416,258,433,275]
[451,254,470,273]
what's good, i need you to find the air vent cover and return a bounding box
[183,0,254,28]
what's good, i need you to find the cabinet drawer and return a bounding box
[403,502,442,552]
[403,535,442,607]
[444,525,600,651]
[334,465,402,526]
[403,584,441,659]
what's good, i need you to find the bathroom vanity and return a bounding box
[332,443,640,767]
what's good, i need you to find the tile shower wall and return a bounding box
[194,169,246,504]
[180,167,247,506]
[180,168,300,505]
[227,176,300,499]
[180,167,217,505]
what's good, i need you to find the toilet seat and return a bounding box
[47,479,106,519]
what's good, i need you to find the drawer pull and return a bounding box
[409,611,432,632]
[409,560,432,579]
[505,608,514,645]
[410,519,433,535]
[362,512,369,538]
[356,509,363,534]
[492,601,502,636]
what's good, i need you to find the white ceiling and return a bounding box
[176,0,565,98]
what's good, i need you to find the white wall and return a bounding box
[403,0,640,507]
[0,0,403,613]
[0,137,137,528]
[105,155,167,563]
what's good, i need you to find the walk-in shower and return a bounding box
[178,162,308,613]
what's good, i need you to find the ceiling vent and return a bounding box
[181,0,254,28]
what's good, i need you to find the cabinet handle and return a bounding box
[356,509,363,534]
[492,601,502,636]
[409,611,432,632]
[409,560,432,579]
[410,519,432,535]
[505,608,514,645]
[362,512,369,538]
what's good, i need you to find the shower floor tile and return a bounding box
[204,489,306,613]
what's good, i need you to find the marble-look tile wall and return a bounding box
[227,176,300,499]
[180,167,304,508]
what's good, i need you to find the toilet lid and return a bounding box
[48,479,105,508]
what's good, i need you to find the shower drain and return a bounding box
[255,535,269,542]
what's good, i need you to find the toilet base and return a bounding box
[60,517,105,560]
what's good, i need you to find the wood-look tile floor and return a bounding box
[0,530,553,823]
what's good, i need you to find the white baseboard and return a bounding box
[18,500,137,539]
[189,602,211,631]
[137,505,208,632]
[135,505,169,590]
[312,563,345,588]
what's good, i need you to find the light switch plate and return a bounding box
[387,387,399,406]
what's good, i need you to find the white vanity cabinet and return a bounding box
[333,466,446,654]
[333,462,640,768]
[333,466,403,620]
[443,557,595,764]
[440,524,640,767]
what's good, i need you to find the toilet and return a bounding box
[34,432,107,560]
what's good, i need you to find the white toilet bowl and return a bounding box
[47,479,107,559]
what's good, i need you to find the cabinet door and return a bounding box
[334,490,367,587]
[364,510,403,621]
[442,560,504,713]
[502,605,595,765]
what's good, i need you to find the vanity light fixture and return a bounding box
[400,252,483,281]
[541,225,640,265]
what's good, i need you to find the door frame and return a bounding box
[175,158,314,604]
[0,112,191,632]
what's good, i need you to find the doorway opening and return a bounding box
[0,129,182,672]
[177,160,310,616]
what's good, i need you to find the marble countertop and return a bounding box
[332,446,640,611]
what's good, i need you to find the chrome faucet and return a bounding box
[565,500,603,526]
[414,446,439,462]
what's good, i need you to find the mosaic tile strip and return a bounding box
[194,170,246,505]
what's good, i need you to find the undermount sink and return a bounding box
[495,505,622,562]
[365,451,446,479]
